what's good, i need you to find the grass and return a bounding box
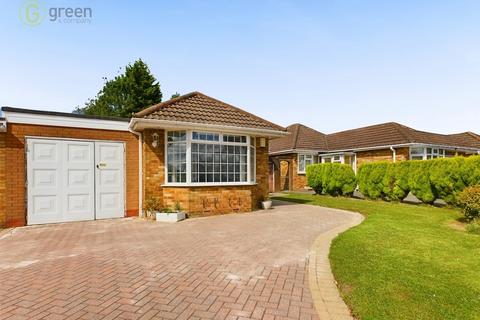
[272,193,480,320]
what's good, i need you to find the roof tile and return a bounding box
[135,92,285,132]
[270,122,480,153]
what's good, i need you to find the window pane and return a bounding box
[167,131,187,183]
[299,155,306,172]
[223,134,247,143]
[410,147,424,155]
[191,140,251,183]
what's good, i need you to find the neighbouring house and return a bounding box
[269,122,480,192]
[0,92,287,227]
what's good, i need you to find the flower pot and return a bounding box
[261,200,272,210]
[156,212,186,222]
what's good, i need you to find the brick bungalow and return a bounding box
[269,123,480,192]
[0,92,287,227]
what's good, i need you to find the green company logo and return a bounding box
[19,0,45,26]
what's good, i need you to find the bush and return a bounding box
[383,161,411,201]
[306,163,324,194]
[458,186,480,221]
[316,155,479,205]
[461,156,480,187]
[466,221,480,235]
[306,163,356,196]
[429,157,466,204]
[143,196,162,219]
[358,162,389,199]
[408,160,436,203]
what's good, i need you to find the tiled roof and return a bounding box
[269,124,328,153]
[327,122,480,150]
[269,122,480,154]
[134,92,285,132]
[326,122,410,150]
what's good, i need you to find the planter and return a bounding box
[156,212,186,222]
[261,200,272,210]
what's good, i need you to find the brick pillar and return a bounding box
[254,137,269,208]
[0,132,5,227]
[143,129,165,210]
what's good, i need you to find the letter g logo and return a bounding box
[19,0,45,26]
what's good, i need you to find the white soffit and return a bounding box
[4,111,130,131]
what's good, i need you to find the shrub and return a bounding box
[466,221,480,235]
[358,162,389,199]
[429,157,466,204]
[461,156,480,187]
[353,155,480,204]
[458,186,480,221]
[143,196,162,219]
[306,163,324,194]
[408,160,436,203]
[385,161,411,201]
[306,163,356,196]
[356,163,371,197]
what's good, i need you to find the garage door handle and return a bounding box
[97,163,107,169]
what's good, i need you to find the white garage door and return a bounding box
[26,138,125,225]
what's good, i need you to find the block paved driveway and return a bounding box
[0,201,355,320]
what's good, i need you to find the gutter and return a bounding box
[129,118,289,138]
[390,146,396,162]
[319,143,480,154]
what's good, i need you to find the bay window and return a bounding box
[166,130,256,185]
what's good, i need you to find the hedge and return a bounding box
[356,155,480,204]
[306,163,356,196]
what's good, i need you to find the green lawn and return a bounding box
[272,193,480,320]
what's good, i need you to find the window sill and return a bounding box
[162,182,258,188]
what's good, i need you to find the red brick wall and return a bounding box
[269,153,309,192]
[142,129,165,208]
[356,147,409,166]
[162,186,254,214]
[0,132,5,227]
[4,123,139,227]
[142,132,269,215]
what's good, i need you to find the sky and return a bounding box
[1,0,479,134]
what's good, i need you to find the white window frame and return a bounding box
[164,130,256,186]
[409,146,446,160]
[297,154,315,174]
[321,154,344,164]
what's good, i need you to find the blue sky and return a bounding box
[1,0,479,133]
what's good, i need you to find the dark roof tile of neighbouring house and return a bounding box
[327,122,480,150]
[134,92,286,132]
[269,123,328,154]
[269,122,480,153]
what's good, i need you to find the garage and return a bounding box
[0,106,140,228]
[27,138,125,225]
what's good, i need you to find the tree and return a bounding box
[75,59,162,117]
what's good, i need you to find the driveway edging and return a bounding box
[308,208,364,320]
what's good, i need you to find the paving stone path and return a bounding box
[0,200,360,320]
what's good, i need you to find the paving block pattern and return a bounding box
[308,208,364,320]
[0,201,357,320]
